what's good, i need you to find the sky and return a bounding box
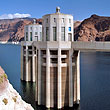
[0,0,110,20]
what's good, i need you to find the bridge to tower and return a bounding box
[72,41,110,51]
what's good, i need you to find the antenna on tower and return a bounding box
[56,7,60,13]
[33,19,36,24]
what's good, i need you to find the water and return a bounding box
[80,52,110,110]
[0,44,110,110]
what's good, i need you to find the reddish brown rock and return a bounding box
[74,14,110,41]
[74,21,82,28]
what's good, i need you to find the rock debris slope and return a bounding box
[0,66,34,110]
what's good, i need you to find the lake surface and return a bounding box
[0,44,110,110]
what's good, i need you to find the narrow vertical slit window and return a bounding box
[61,27,65,41]
[69,19,71,23]
[35,32,38,35]
[46,27,49,41]
[26,32,28,41]
[40,32,42,41]
[30,27,32,30]
[46,18,48,23]
[30,32,32,41]
[54,18,56,22]
[62,18,64,23]
[53,27,57,41]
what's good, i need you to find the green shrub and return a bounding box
[3,73,7,79]
[0,73,8,84]
[0,76,3,84]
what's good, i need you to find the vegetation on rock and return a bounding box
[0,73,7,84]
[2,98,8,105]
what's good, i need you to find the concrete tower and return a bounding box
[35,7,80,108]
[24,20,42,41]
[21,20,42,82]
[42,7,73,42]
[21,7,80,109]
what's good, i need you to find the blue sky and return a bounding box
[0,0,110,20]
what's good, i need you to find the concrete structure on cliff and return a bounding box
[21,7,80,109]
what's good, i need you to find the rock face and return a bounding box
[0,18,42,42]
[74,14,110,41]
[0,66,34,110]
[74,21,81,29]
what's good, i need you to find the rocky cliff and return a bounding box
[75,14,110,41]
[0,66,34,110]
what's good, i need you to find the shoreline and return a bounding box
[0,42,20,45]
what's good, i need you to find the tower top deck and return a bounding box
[43,7,73,17]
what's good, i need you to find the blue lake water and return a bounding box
[0,44,110,110]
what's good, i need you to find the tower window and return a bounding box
[62,18,64,23]
[30,32,32,41]
[69,27,71,31]
[68,33,72,41]
[46,19,48,23]
[61,27,65,41]
[35,32,38,35]
[42,27,44,41]
[53,27,57,41]
[46,27,49,41]
[30,27,32,30]
[54,18,56,22]
[26,32,28,41]
[40,32,42,41]
[69,19,71,23]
